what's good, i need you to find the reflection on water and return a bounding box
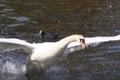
[0,0,120,80]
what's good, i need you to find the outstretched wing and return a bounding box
[0,38,34,54]
[85,34,120,44]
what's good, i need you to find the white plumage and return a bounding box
[0,34,119,67]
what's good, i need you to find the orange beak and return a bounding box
[80,39,86,49]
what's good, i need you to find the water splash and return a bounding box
[2,61,26,75]
[0,50,27,76]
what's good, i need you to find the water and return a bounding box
[0,0,120,80]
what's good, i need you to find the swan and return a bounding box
[0,34,120,68]
[0,34,86,67]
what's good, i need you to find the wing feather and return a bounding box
[0,38,34,53]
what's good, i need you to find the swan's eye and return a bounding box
[80,39,85,43]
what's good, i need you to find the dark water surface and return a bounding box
[0,0,120,80]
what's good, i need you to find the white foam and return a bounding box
[2,61,26,75]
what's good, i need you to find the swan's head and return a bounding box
[75,35,86,49]
[80,38,86,49]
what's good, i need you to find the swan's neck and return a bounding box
[57,35,78,48]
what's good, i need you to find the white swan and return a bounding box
[0,34,120,67]
[0,35,85,66]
